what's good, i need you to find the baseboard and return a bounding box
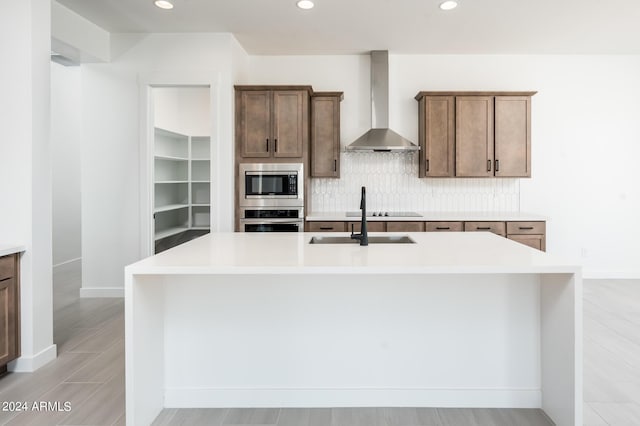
[583,269,640,280]
[164,388,541,408]
[79,287,124,298]
[8,344,57,372]
[52,257,81,272]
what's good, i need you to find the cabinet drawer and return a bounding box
[507,221,545,235]
[386,222,424,232]
[307,221,346,232]
[0,255,16,281]
[348,221,386,233]
[508,235,545,251]
[464,221,506,236]
[425,221,464,232]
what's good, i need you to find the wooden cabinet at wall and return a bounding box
[348,221,386,233]
[387,222,425,232]
[507,221,546,251]
[417,96,455,177]
[0,254,20,373]
[463,221,507,237]
[306,221,346,232]
[235,86,311,160]
[425,221,464,232]
[415,92,535,178]
[311,92,343,177]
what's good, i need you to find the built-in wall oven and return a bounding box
[238,163,304,232]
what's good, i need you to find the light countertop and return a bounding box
[306,211,548,221]
[0,245,25,257]
[126,232,577,275]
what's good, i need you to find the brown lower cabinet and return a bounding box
[425,221,463,232]
[386,222,425,232]
[305,219,546,251]
[306,221,346,232]
[348,221,386,233]
[0,254,20,373]
[464,221,507,237]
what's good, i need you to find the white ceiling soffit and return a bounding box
[54,0,640,55]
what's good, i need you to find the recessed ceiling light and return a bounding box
[439,0,458,10]
[296,0,314,10]
[154,0,174,10]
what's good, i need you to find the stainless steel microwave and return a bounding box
[239,163,304,207]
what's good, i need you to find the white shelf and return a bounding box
[191,180,210,183]
[154,226,189,241]
[154,204,189,213]
[155,181,188,184]
[190,226,210,231]
[191,158,210,161]
[155,155,188,161]
[192,203,210,207]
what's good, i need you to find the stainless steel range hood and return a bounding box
[346,51,419,152]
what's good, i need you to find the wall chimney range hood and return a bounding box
[346,51,419,152]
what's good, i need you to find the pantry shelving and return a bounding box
[154,127,210,248]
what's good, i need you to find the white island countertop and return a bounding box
[127,231,575,275]
[306,211,548,221]
[126,231,582,426]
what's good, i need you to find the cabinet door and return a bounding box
[0,276,18,366]
[425,221,464,232]
[508,235,545,251]
[419,96,455,177]
[456,96,494,177]
[311,96,340,177]
[386,222,425,232]
[239,91,271,158]
[348,221,386,233]
[464,221,506,237]
[272,91,305,158]
[495,96,531,177]
[307,221,346,232]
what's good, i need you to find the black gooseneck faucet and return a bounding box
[350,186,368,246]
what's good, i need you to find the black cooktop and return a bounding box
[345,211,422,218]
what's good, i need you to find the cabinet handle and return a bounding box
[275,138,278,152]
[495,159,500,172]
[319,227,333,230]
[266,138,269,152]
[426,159,430,172]
[477,227,491,230]
[519,226,534,230]
[436,226,450,230]
[334,159,337,172]
[487,160,492,172]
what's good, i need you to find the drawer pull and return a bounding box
[334,159,337,172]
[519,226,534,230]
[265,138,269,151]
[426,159,429,172]
[495,159,500,172]
[477,227,491,230]
[319,227,333,230]
[275,138,278,152]
[487,160,491,172]
[436,227,450,230]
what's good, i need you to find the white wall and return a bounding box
[248,54,640,277]
[80,33,244,297]
[51,62,82,267]
[154,87,211,136]
[0,0,56,371]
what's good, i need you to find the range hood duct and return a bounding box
[346,51,419,152]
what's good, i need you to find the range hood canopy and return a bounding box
[346,51,419,152]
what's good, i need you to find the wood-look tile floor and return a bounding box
[0,266,637,425]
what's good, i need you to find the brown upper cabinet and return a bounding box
[311,92,343,177]
[415,91,535,178]
[235,86,311,160]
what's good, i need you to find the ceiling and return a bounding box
[56,0,640,55]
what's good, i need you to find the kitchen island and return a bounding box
[125,232,581,426]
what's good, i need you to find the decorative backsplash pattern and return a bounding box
[309,152,520,212]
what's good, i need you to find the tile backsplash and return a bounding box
[309,152,520,212]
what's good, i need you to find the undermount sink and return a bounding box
[309,235,416,244]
